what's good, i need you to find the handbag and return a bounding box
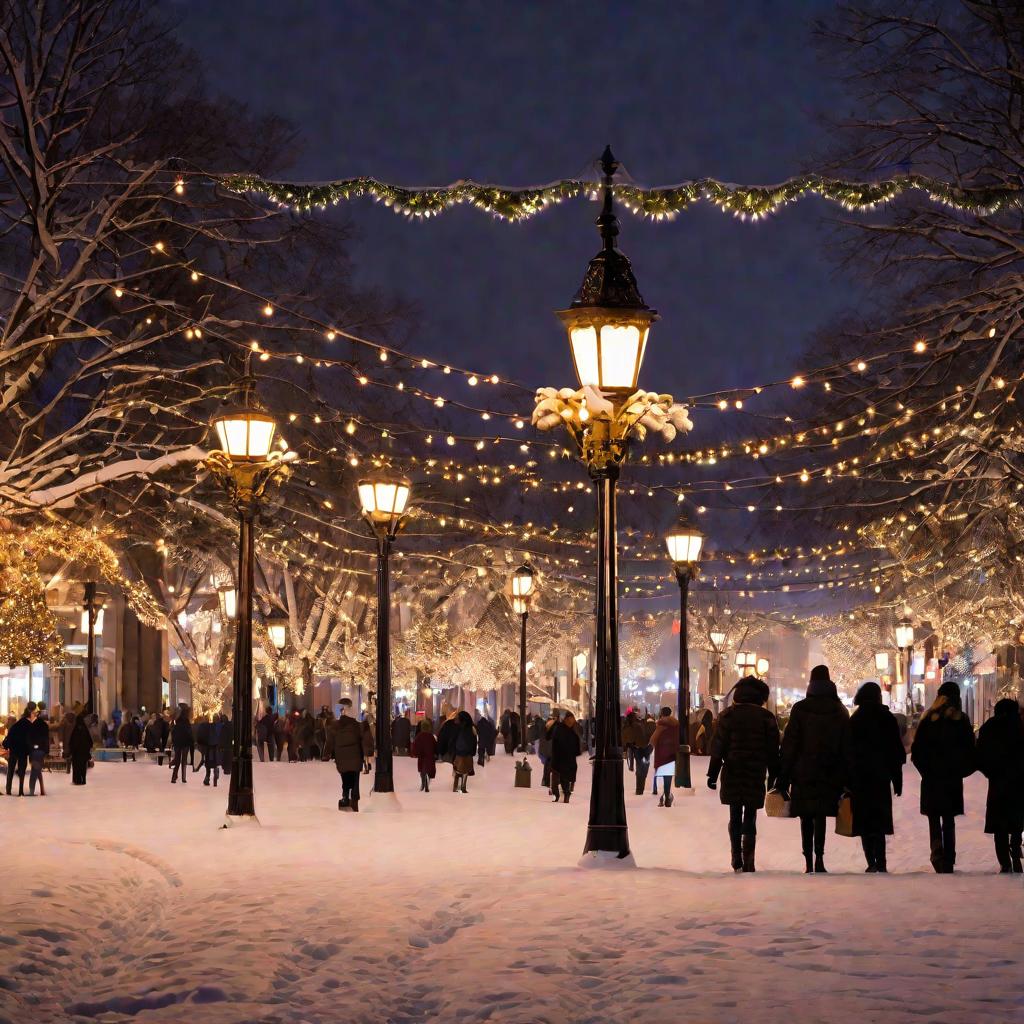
[514,758,532,788]
[765,789,793,818]
[835,794,855,837]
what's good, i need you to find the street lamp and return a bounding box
[80,584,103,714]
[267,618,288,655]
[206,394,288,823]
[875,651,890,674]
[665,516,703,791]
[896,616,915,718]
[735,650,757,675]
[552,147,659,861]
[756,657,770,678]
[217,585,237,620]
[358,469,412,797]
[511,563,535,759]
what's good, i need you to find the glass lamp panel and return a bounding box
[710,630,726,649]
[665,530,703,564]
[875,652,890,672]
[357,483,376,515]
[511,566,534,597]
[895,624,914,648]
[219,588,237,619]
[756,658,770,676]
[511,596,529,616]
[268,623,287,651]
[569,325,599,388]
[214,413,276,460]
[599,324,642,390]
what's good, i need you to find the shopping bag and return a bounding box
[835,794,855,837]
[514,758,532,788]
[765,789,793,818]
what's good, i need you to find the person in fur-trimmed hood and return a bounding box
[975,698,1024,873]
[911,681,976,873]
[778,665,850,874]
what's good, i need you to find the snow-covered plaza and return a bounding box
[0,756,1020,1024]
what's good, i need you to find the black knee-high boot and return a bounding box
[874,835,887,873]
[861,835,877,872]
[800,817,814,873]
[995,833,1012,873]
[813,815,827,873]
[729,820,743,872]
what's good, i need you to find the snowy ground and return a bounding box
[0,753,1021,1024]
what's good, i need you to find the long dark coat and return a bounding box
[848,702,905,836]
[779,692,850,817]
[392,715,412,751]
[476,716,497,755]
[549,721,581,782]
[411,729,438,778]
[437,717,458,762]
[708,701,780,809]
[325,716,367,774]
[3,716,33,757]
[975,712,1024,834]
[911,705,975,817]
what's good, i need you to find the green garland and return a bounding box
[221,172,1022,221]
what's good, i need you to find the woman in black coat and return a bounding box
[170,707,193,784]
[549,712,581,803]
[69,714,93,785]
[848,682,905,872]
[975,697,1024,873]
[451,711,478,793]
[911,680,975,873]
[707,676,780,872]
[778,665,850,873]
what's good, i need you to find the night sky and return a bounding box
[170,0,863,405]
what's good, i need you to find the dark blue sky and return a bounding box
[171,0,863,403]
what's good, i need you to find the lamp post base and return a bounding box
[582,754,630,858]
[221,813,260,829]
[578,849,638,869]
[674,745,693,789]
[372,769,395,795]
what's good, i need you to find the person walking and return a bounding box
[118,715,142,762]
[649,707,681,807]
[538,713,557,788]
[60,709,77,766]
[3,703,35,796]
[777,665,850,873]
[324,698,369,810]
[621,711,644,773]
[475,713,496,767]
[500,709,520,755]
[451,711,478,793]
[203,715,223,786]
[194,715,210,773]
[69,714,93,785]
[549,711,581,803]
[975,697,1024,873]
[392,712,412,757]
[142,713,161,753]
[170,707,193,784]
[848,682,906,873]
[255,704,274,763]
[360,715,375,774]
[437,711,459,765]
[28,703,50,797]
[707,676,780,872]
[411,718,438,792]
[911,680,976,873]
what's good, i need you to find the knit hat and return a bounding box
[854,681,882,706]
[809,664,831,683]
[937,681,961,709]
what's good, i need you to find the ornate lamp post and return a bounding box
[358,470,412,796]
[511,562,535,756]
[665,517,703,790]
[80,585,103,714]
[896,616,915,717]
[533,146,692,862]
[206,399,287,823]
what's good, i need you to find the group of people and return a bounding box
[704,664,1024,875]
[255,705,345,764]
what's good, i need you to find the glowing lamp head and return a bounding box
[895,620,914,650]
[734,650,757,672]
[756,657,770,677]
[710,630,727,650]
[218,586,237,620]
[511,562,535,599]
[211,407,277,462]
[557,308,656,395]
[511,596,529,616]
[665,518,704,566]
[267,618,288,653]
[358,473,412,533]
[875,651,890,673]
[80,605,105,635]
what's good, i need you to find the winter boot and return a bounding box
[1011,834,1023,873]
[350,797,359,812]
[729,822,743,872]
[995,834,1012,873]
[861,835,877,873]
[800,817,814,873]
[561,782,571,804]
[460,775,468,794]
[813,816,827,873]
[452,772,460,793]
[874,836,888,873]
[424,777,430,793]
[742,835,756,873]
[420,773,426,792]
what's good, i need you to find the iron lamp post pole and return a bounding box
[372,529,395,793]
[674,566,693,789]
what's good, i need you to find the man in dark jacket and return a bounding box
[118,715,142,762]
[170,708,193,784]
[28,703,50,796]
[911,680,976,873]
[549,712,581,803]
[203,716,223,786]
[778,665,850,873]
[475,714,497,766]
[975,698,1024,873]
[500,709,520,754]
[849,682,905,872]
[707,676,779,872]
[391,712,412,756]
[4,703,35,796]
[324,698,368,810]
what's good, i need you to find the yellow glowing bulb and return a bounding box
[468,375,478,386]
[379,349,388,361]
[345,421,356,435]
[190,271,199,282]
[914,340,926,353]
[856,361,867,371]
[791,376,804,388]
[718,400,727,410]
[262,304,274,316]
[325,330,336,341]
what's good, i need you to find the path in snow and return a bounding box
[0,753,1021,1024]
